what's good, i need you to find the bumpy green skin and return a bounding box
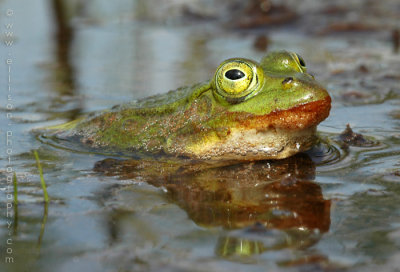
[47,51,330,160]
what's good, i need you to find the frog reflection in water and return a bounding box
[45,51,331,160]
[95,154,330,260]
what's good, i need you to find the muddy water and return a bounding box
[1,0,400,271]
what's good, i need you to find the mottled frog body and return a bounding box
[44,51,331,160]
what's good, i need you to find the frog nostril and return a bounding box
[282,77,293,84]
[225,69,245,80]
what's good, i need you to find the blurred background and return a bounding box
[1,0,400,271]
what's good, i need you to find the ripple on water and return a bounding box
[306,138,344,169]
[306,133,385,173]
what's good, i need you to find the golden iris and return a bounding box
[214,59,264,103]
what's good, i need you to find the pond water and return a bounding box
[1,0,400,271]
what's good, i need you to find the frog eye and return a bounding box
[214,59,264,103]
[293,53,307,72]
[296,54,306,67]
[260,51,307,74]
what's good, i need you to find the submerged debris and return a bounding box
[234,0,296,28]
[358,64,369,73]
[341,90,369,101]
[94,158,124,174]
[321,5,348,15]
[389,110,400,120]
[253,35,270,51]
[318,22,378,35]
[338,124,375,147]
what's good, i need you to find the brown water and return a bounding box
[1,0,400,271]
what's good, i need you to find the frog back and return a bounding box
[112,82,210,115]
[49,82,212,155]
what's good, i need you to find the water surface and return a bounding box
[1,0,400,271]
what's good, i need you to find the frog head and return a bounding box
[173,51,331,160]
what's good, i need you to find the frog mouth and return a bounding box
[239,95,332,131]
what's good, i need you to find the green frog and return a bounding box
[44,51,331,160]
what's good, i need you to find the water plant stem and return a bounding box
[13,172,19,235]
[34,150,49,203]
[13,172,18,205]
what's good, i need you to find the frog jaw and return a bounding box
[184,126,318,161]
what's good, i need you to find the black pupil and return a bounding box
[297,54,306,66]
[225,69,245,80]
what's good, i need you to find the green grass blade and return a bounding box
[38,202,48,248]
[33,150,49,203]
[13,172,19,235]
[13,172,18,205]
